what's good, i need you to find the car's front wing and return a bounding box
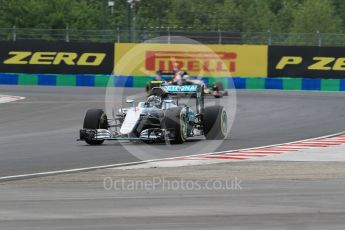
[78,129,174,142]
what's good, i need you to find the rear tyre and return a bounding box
[203,105,227,140]
[146,83,151,95]
[83,109,108,145]
[163,107,187,144]
[213,82,224,98]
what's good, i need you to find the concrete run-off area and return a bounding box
[1,161,345,230]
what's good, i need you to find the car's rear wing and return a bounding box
[150,84,204,114]
[150,84,202,96]
[163,84,200,94]
[157,70,176,75]
[156,70,188,76]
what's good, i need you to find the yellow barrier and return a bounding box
[114,43,267,77]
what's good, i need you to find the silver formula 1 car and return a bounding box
[78,84,228,145]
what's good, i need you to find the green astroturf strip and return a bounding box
[320,79,340,91]
[56,74,76,86]
[282,78,302,90]
[245,78,265,89]
[18,74,38,85]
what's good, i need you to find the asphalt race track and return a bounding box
[1,85,345,177]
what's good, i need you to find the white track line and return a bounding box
[1,131,345,182]
[0,95,25,104]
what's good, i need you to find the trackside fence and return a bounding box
[1,27,345,46]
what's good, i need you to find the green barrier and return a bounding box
[246,78,265,90]
[282,78,302,90]
[19,74,38,85]
[0,73,345,92]
[56,74,76,86]
[320,79,340,91]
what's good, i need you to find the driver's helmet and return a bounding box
[146,95,161,107]
[155,70,162,80]
[172,71,186,85]
[182,74,190,80]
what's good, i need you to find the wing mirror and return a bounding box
[126,99,135,107]
[163,99,174,109]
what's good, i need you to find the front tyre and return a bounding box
[203,105,227,140]
[163,107,187,144]
[83,109,108,145]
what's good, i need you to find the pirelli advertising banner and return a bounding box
[114,43,267,77]
[268,46,345,79]
[0,41,114,74]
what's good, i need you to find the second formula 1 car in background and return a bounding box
[146,70,228,98]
